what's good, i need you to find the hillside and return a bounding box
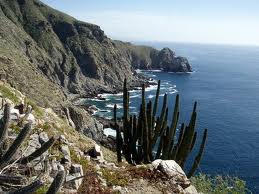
[0,0,191,107]
[0,81,199,193]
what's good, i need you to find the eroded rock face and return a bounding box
[68,105,104,141]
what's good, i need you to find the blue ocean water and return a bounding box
[86,42,259,193]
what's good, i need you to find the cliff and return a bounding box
[0,0,191,106]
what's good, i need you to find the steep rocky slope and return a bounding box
[0,81,199,194]
[0,0,191,106]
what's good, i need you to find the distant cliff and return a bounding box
[0,0,191,106]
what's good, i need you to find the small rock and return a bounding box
[59,135,68,144]
[60,145,71,167]
[70,164,83,175]
[85,144,103,160]
[65,174,83,190]
[39,132,49,144]
[85,155,91,161]
[61,145,70,156]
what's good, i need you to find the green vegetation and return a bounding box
[27,98,44,117]
[0,84,19,103]
[34,185,49,194]
[101,168,128,187]
[70,148,89,171]
[191,173,252,194]
[113,79,207,177]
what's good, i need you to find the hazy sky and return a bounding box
[42,0,259,46]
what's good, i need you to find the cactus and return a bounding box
[114,104,122,162]
[0,122,32,168]
[141,84,150,163]
[0,103,10,150]
[0,104,66,192]
[46,170,66,194]
[0,97,5,110]
[19,136,58,164]
[9,180,43,194]
[187,128,208,178]
[114,79,208,177]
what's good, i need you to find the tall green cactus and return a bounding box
[0,103,66,192]
[114,79,208,177]
[187,128,208,178]
[114,104,122,162]
[0,103,10,149]
[0,122,32,168]
[46,170,66,194]
[19,136,58,164]
[141,84,150,163]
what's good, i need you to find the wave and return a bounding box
[101,92,123,98]
[144,69,163,72]
[146,85,157,91]
[130,94,140,98]
[147,94,155,99]
[169,85,177,89]
[88,98,108,102]
[106,104,123,109]
[169,89,178,94]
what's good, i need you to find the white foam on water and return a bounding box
[169,85,177,89]
[144,69,163,72]
[135,69,142,73]
[147,94,155,99]
[88,98,108,102]
[169,89,178,94]
[106,104,123,109]
[101,92,123,98]
[130,94,141,98]
[146,85,157,91]
[104,116,113,120]
[104,128,116,137]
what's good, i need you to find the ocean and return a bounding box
[85,42,259,193]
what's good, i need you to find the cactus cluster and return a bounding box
[0,103,65,193]
[113,79,208,177]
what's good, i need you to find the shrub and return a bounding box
[191,173,252,194]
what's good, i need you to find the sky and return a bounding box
[41,0,259,46]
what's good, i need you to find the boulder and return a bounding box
[152,159,190,188]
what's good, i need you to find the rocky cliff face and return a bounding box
[0,0,191,106]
